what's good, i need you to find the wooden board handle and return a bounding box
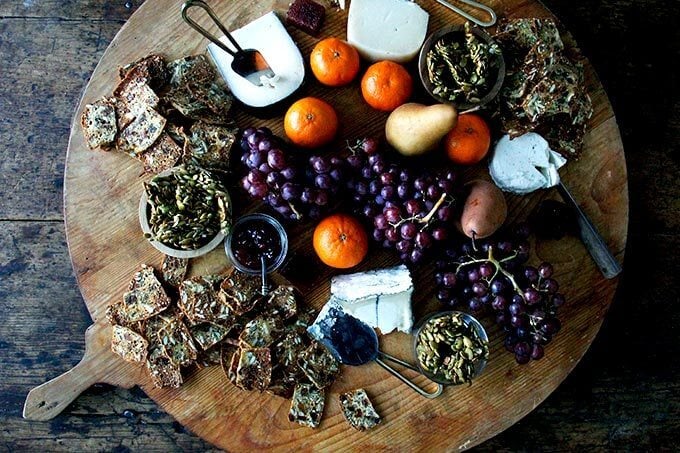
[23,322,144,421]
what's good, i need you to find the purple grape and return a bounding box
[372,161,386,174]
[541,278,559,294]
[400,222,416,240]
[508,303,525,316]
[399,169,411,182]
[385,227,399,242]
[467,268,480,283]
[346,155,363,168]
[396,240,412,253]
[363,204,377,218]
[510,315,527,328]
[315,191,328,206]
[442,272,456,288]
[514,341,531,357]
[538,262,554,279]
[540,318,561,335]
[380,173,394,185]
[258,139,272,152]
[315,174,332,190]
[432,227,448,241]
[373,228,385,242]
[405,199,421,215]
[515,353,531,364]
[256,127,272,138]
[524,266,539,283]
[374,214,388,230]
[240,176,251,191]
[490,279,506,295]
[281,167,296,180]
[524,288,541,305]
[531,344,544,360]
[492,295,507,311]
[329,168,343,181]
[414,178,427,191]
[369,180,381,195]
[281,182,300,201]
[426,185,441,200]
[361,138,378,154]
[268,149,286,170]
[397,183,410,199]
[469,298,484,311]
[300,188,314,204]
[552,293,566,307]
[248,182,267,198]
[242,127,256,139]
[267,192,284,207]
[375,195,385,206]
[246,150,266,169]
[361,166,372,179]
[265,171,282,187]
[480,262,495,278]
[381,185,395,200]
[437,206,452,222]
[312,157,329,174]
[384,207,401,223]
[472,282,488,296]
[356,181,368,195]
[415,231,433,249]
[410,248,424,263]
[258,163,272,174]
[437,288,451,302]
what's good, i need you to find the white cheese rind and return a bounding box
[347,0,429,63]
[208,12,304,108]
[489,133,567,194]
[330,265,413,334]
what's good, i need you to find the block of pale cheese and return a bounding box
[329,264,414,334]
[207,12,305,108]
[489,133,567,194]
[347,0,429,63]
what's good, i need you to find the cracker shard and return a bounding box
[161,255,189,287]
[190,322,230,351]
[235,347,272,391]
[81,98,117,149]
[239,316,285,348]
[298,342,339,389]
[264,286,298,320]
[218,270,261,315]
[178,276,225,324]
[121,265,171,323]
[118,54,168,90]
[147,344,183,388]
[116,107,166,156]
[139,132,183,175]
[288,383,325,428]
[183,122,237,170]
[272,330,307,371]
[339,389,381,431]
[111,325,149,363]
[158,315,199,366]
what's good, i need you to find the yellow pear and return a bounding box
[385,103,458,156]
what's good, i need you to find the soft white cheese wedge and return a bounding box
[330,264,414,334]
[489,133,567,194]
[347,0,429,63]
[207,12,304,108]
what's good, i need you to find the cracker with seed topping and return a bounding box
[118,265,171,323]
[339,388,381,431]
[288,383,325,428]
[298,342,339,390]
[161,255,189,287]
[111,325,149,363]
[146,344,183,388]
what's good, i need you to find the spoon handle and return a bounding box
[557,181,622,279]
[375,352,443,399]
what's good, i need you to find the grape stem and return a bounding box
[390,192,449,229]
[456,246,526,301]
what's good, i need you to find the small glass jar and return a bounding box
[412,310,489,385]
[224,213,288,274]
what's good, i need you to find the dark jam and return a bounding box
[232,219,281,270]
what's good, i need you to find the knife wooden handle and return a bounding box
[23,322,144,421]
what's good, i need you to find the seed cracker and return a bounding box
[147,344,183,388]
[139,132,183,174]
[120,265,171,323]
[157,315,199,366]
[161,254,189,287]
[239,316,285,348]
[264,286,298,320]
[81,98,117,150]
[297,342,340,390]
[182,122,236,170]
[190,322,231,351]
[235,347,272,391]
[288,383,325,428]
[116,107,166,156]
[338,389,382,431]
[218,270,261,315]
[111,325,149,363]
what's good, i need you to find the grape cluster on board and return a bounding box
[239,127,344,221]
[343,138,461,264]
[434,226,565,364]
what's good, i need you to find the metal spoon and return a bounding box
[260,255,269,296]
[181,0,276,86]
[308,302,444,399]
[431,0,497,27]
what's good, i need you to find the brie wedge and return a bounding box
[347,0,429,63]
[489,133,567,194]
[208,12,305,108]
[330,264,414,334]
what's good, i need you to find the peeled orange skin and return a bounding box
[284,97,339,148]
[310,38,361,87]
[313,214,369,269]
[361,61,413,112]
[443,113,491,165]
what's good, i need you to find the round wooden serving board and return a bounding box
[42,0,628,450]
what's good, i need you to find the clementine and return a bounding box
[313,213,368,269]
[443,113,491,165]
[284,97,339,148]
[361,61,413,112]
[310,38,360,87]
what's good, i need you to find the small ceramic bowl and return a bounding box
[139,168,229,259]
[418,25,505,110]
[412,310,489,385]
[224,213,288,275]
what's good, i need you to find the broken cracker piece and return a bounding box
[111,325,148,363]
[157,315,199,366]
[235,347,272,391]
[178,276,221,324]
[116,107,166,156]
[288,383,325,428]
[167,55,215,88]
[120,265,171,323]
[81,98,117,149]
[118,54,168,90]
[264,286,298,320]
[161,254,189,287]
[218,270,261,315]
[339,388,382,431]
[146,344,183,388]
[139,132,183,174]
[298,342,339,390]
[182,121,236,170]
[272,330,307,371]
[239,316,284,349]
[190,322,231,351]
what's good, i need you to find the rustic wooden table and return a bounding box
[0,0,678,450]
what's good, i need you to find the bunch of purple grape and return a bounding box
[435,229,565,364]
[343,138,460,264]
[238,127,344,220]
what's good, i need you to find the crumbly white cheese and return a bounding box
[489,133,567,194]
[330,264,414,334]
[347,0,429,63]
[207,12,304,108]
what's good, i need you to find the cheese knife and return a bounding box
[557,181,622,279]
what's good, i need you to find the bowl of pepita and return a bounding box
[418,22,505,110]
[139,165,232,258]
[413,311,489,386]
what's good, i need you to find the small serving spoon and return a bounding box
[308,302,444,399]
[181,0,276,86]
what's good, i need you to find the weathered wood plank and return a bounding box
[0,18,124,220]
[0,1,136,21]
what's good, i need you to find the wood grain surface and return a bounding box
[54,0,629,450]
[1,0,678,451]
